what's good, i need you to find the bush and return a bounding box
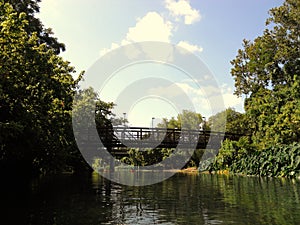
[231,142,300,178]
[208,136,253,171]
[209,140,300,178]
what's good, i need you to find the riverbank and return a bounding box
[178,167,199,174]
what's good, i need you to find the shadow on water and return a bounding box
[0,173,299,224]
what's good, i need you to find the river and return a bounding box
[1,172,299,224]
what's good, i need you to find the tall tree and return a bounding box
[0,1,77,174]
[230,0,300,147]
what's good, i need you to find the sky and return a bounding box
[37,0,284,127]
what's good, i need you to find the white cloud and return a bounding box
[147,82,214,115]
[100,42,121,57]
[126,12,173,42]
[177,41,203,54]
[147,81,244,117]
[100,4,203,57]
[165,0,201,25]
[220,84,244,111]
[222,93,243,109]
[100,12,173,56]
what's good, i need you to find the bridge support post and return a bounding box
[108,147,115,173]
[110,157,115,172]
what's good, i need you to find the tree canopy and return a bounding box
[231,0,300,97]
[6,0,65,54]
[230,0,300,147]
[0,1,77,174]
[208,108,248,134]
[157,110,203,130]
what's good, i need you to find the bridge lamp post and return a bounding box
[123,113,126,126]
[202,116,206,131]
[152,117,155,130]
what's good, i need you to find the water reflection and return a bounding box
[0,173,299,224]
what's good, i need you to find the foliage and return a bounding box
[188,149,204,167]
[157,110,204,130]
[231,143,300,178]
[120,147,204,169]
[245,79,300,148]
[71,88,117,171]
[7,0,65,54]
[208,107,249,134]
[231,0,300,96]
[208,0,300,179]
[0,1,79,174]
[230,0,300,147]
[111,117,128,126]
[209,140,300,178]
[208,137,254,171]
[120,148,173,167]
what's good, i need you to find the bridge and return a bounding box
[78,126,244,156]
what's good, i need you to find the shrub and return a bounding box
[231,142,300,178]
[208,136,253,171]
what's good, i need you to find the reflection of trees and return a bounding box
[109,174,300,224]
[216,176,300,224]
[110,174,225,224]
[28,174,116,225]
[5,174,299,224]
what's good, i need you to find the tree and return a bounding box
[71,87,117,172]
[208,108,249,134]
[7,0,65,54]
[0,1,78,174]
[230,0,300,147]
[157,110,203,130]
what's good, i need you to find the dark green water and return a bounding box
[1,173,299,225]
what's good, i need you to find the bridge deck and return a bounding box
[78,126,244,151]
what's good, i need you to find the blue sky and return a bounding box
[38,0,284,126]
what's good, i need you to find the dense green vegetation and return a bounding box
[0,0,115,175]
[231,0,300,147]
[209,140,300,178]
[209,0,300,178]
[117,148,204,169]
[0,0,77,175]
[208,107,249,134]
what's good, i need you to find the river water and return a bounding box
[1,173,299,224]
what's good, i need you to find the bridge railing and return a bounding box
[86,126,245,149]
